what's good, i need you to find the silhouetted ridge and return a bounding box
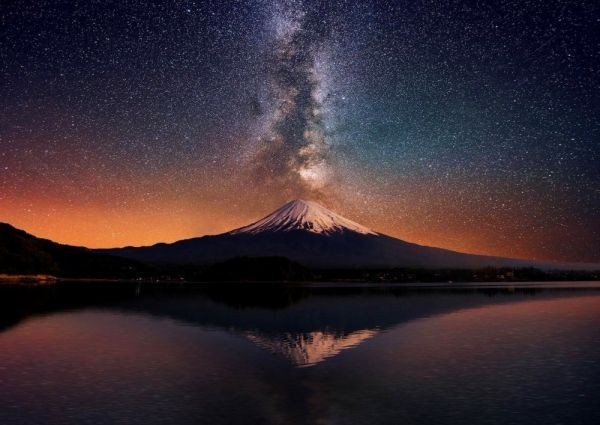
[0,222,150,278]
[99,200,593,270]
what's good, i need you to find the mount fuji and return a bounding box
[102,199,556,269]
[230,199,378,236]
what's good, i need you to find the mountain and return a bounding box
[230,199,377,236]
[101,199,565,269]
[0,223,150,278]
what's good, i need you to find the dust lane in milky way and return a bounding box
[0,0,598,262]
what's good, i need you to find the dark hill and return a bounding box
[0,223,150,278]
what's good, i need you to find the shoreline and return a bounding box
[0,274,58,285]
[1,275,600,289]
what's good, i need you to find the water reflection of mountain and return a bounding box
[245,329,379,367]
[1,284,598,367]
[124,287,591,366]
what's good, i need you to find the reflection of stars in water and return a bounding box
[0,0,598,262]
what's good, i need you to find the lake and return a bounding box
[0,282,599,425]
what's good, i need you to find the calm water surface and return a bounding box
[0,282,599,425]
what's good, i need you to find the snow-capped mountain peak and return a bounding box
[230,199,378,236]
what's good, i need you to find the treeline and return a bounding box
[157,256,313,282]
[317,266,600,283]
[111,260,600,283]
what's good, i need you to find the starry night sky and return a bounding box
[1,0,598,262]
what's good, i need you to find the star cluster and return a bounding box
[1,0,598,262]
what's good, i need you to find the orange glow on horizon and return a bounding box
[0,167,594,262]
[0,191,591,264]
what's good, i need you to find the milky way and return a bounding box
[0,0,598,262]
[249,0,332,198]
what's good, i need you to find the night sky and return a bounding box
[1,0,598,262]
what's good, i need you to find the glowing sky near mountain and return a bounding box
[1,0,598,262]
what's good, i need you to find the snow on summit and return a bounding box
[230,199,378,236]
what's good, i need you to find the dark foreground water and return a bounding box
[0,282,599,425]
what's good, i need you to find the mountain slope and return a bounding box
[0,223,150,278]
[102,200,561,269]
